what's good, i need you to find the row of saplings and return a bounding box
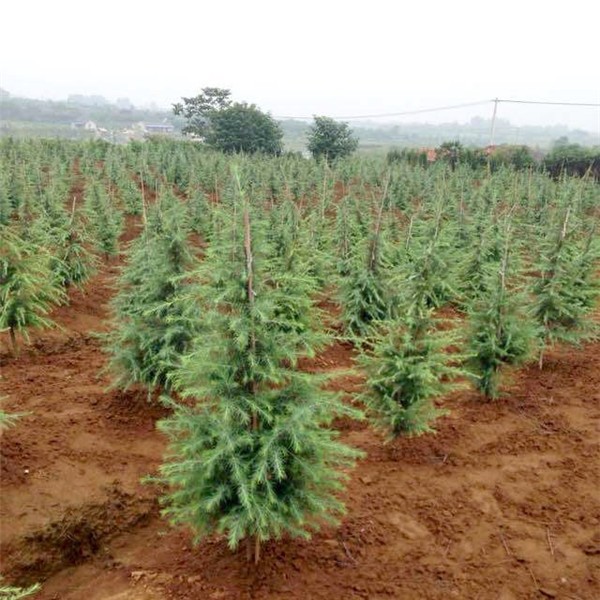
[0,177,121,359]
[0,160,128,599]
[1,178,106,457]
[1,172,598,568]
[101,175,598,565]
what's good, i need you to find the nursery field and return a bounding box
[1,139,599,599]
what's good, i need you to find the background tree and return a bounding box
[395,200,460,310]
[532,210,599,366]
[0,229,65,355]
[55,224,97,289]
[467,228,536,399]
[29,200,97,290]
[105,193,200,397]
[340,181,392,340]
[84,180,123,260]
[174,89,282,155]
[172,87,232,138]
[206,103,283,155]
[307,116,358,161]
[360,311,464,437]
[361,201,467,437]
[436,140,463,171]
[543,141,600,179]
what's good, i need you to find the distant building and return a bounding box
[71,120,98,131]
[143,122,174,135]
[417,147,438,162]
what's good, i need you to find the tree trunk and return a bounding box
[246,537,252,563]
[254,534,261,565]
[367,173,390,273]
[9,326,18,357]
[245,535,261,565]
[242,201,261,565]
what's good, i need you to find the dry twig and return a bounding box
[526,565,539,589]
[499,532,512,556]
[546,527,555,557]
[342,541,357,564]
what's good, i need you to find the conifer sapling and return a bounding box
[157,170,361,564]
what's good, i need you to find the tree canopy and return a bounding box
[172,87,232,138]
[207,103,283,155]
[173,88,283,155]
[307,116,358,161]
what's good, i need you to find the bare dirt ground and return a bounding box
[1,219,599,599]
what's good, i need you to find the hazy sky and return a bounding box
[1,0,599,133]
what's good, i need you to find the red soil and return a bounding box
[1,223,598,598]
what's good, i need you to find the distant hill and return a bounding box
[0,92,181,139]
[279,117,599,152]
[1,92,597,150]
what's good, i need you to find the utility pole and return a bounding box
[489,97,499,147]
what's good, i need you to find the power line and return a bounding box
[275,97,600,121]
[275,100,491,121]
[497,98,600,108]
[489,97,600,146]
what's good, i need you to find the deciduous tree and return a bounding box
[173,87,232,138]
[307,116,358,162]
[206,103,283,155]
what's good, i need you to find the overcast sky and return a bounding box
[1,0,599,133]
